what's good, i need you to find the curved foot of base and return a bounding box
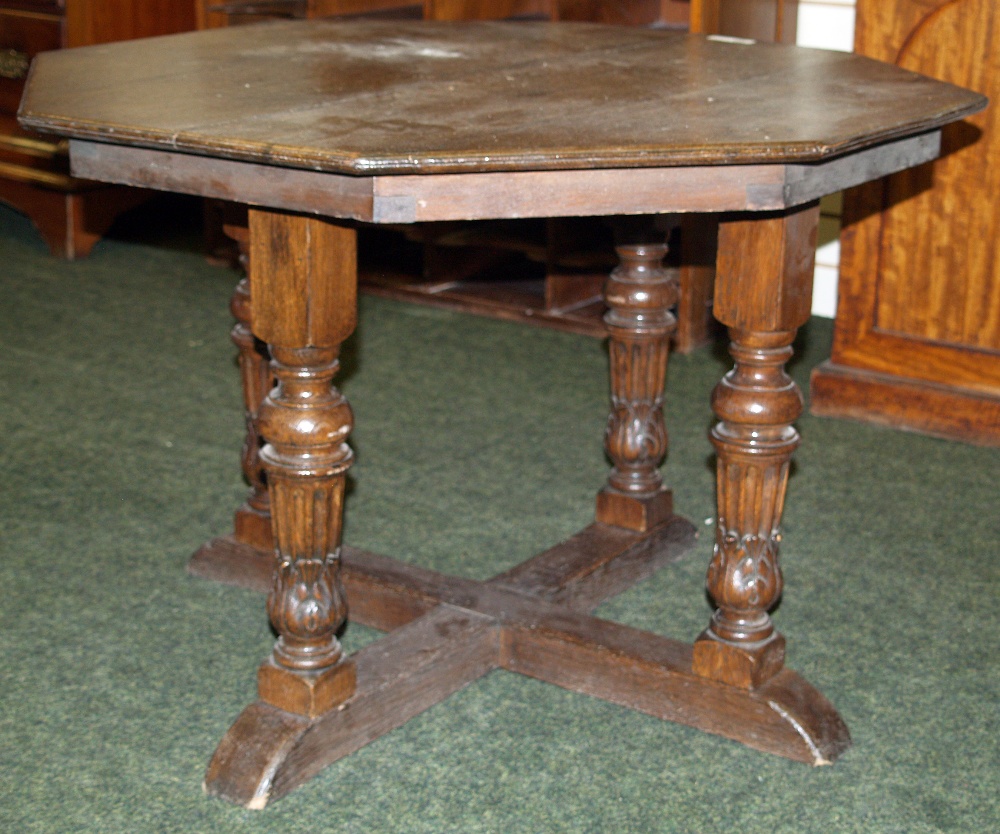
[752,669,852,765]
[503,619,850,767]
[205,604,500,808]
[204,703,311,809]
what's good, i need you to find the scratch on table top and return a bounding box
[253,39,467,62]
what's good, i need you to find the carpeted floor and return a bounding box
[0,199,997,833]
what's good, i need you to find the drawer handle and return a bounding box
[1,48,30,80]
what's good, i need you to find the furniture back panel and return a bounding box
[868,0,999,352]
[833,0,1000,390]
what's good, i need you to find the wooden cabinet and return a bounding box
[809,0,1000,445]
[691,0,797,43]
[0,1,197,257]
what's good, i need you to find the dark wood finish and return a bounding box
[31,20,966,175]
[679,0,799,351]
[194,520,852,808]
[64,132,946,221]
[360,2,686,340]
[189,128,937,616]
[20,19,984,806]
[809,0,1000,446]
[249,208,359,716]
[597,240,677,531]
[0,0,197,257]
[193,1,789,343]
[228,261,275,549]
[693,202,818,688]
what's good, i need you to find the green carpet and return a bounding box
[0,199,997,833]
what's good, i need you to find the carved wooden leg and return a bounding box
[693,201,820,689]
[596,241,678,532]
[199,205,849,808]
[188,215,276,582]
[230,275,274,550]
[248,208,358,716]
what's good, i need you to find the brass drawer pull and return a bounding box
[1,48,30,80]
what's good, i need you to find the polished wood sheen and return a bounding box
[195,2,791,348]
[809,0,1000,445]
[20,22,980,174]
[19,20,985,806]
[597,240,676,531]
[693,202,818,688]
[249,209,359,716]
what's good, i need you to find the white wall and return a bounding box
[795,0,857,317]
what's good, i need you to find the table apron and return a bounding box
[68,131,940,223]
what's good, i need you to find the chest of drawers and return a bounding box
[0,1,197,257]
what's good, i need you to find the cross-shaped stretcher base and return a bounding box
[190,516,849,808]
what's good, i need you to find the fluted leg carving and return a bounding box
[254,345,356,714]
[248,209,359,717]
[692,202,820,689]
[693,329,801,686]
[261,347,352,663]
[597,242,678,531]
[230,276,274,550]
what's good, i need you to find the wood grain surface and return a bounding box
[20,19,984,175]
[810,0,1000,445]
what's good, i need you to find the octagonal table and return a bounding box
[19,19,985,808]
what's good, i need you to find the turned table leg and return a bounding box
[247,208,358,716]
[597,239,678,532]
[229,274,274,551]
[693,201,820,689]
[200,204,849,809]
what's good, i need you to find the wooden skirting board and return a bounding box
[811,362,1000,447]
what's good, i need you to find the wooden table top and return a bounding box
[19,20,985,176]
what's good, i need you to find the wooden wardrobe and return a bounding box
[810,0,1000,445]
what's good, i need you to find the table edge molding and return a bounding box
[68,131,941,223]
